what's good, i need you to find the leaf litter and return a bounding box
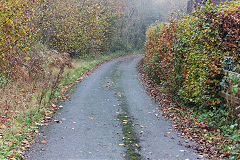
[137,59,230,159]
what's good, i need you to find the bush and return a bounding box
[217,1,240,64]
[0,0,38,77]
[144,22,178,86]
[144,0,240,107]
[177,5,223,106]
[0,0,124,79]
[37,0,123,57]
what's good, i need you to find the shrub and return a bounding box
[144,0,240,107]
[216,1,240,64]
[145,21,178,87]
[177,4,223,106]
[0,0,39,77]
[37,0,124,57]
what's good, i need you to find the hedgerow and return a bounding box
[217,1,240,64]
[144,1,240,158]
[144,0,240,108]
[145,20,181,93]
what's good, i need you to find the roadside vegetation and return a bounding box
[143,1,240,159]
[0,0,171,159]
[0,49,128,160]
[0,0,128,159]
[3,0,239,159]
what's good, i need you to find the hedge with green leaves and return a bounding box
[144,0,240,107]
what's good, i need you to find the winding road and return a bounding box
[25,55,203,160]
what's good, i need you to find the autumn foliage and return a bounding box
[0,0,124,79]
[0,1,125,158]
[144,0,240,107]
[0,0,39,78]
[37,0,124,56]
[145,21,178,87]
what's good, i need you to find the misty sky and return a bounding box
[148,0,189,21]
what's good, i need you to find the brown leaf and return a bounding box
[54,120,60,123]
[140,125,146,128]
[41,140,48,144]
[8,154,15,158]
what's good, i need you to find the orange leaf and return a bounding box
[41,140,48,144]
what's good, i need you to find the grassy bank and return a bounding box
[0,51,130,160]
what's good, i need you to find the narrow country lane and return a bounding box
[24,55,203,160]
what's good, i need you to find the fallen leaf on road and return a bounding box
[41,140,48,144]
[30,126,38,129]
[54,120,60,123]
[119,144,124,146]
[140,125,146,128]
[90,113,95,115]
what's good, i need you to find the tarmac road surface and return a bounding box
[24,54,204,160]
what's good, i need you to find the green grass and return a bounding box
[110,65,142,160]
[118,114,142,160]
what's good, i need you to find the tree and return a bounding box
[0,0,39,77]
[36,0,124,56]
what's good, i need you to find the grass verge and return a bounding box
[0,51,129,160]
